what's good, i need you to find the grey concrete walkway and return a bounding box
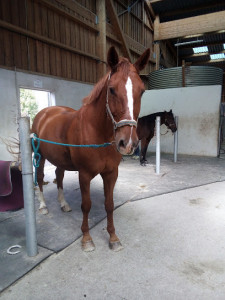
[1,155,225,299]
[1,180,225,299]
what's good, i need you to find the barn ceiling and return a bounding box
[149,0,225,72]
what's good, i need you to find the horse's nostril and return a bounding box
[119,139,126,148]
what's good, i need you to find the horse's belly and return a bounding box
[42,149,77,171]
[43,146,121,174]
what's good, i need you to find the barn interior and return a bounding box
[1,0,225,298]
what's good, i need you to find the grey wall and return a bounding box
[140,85,222,157]
[0,68,93,160]
[0,68,221,160]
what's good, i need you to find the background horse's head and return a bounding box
[164,110,177,133]
[107,47,150,155]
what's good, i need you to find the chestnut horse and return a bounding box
[32,47,150,252]
[137,110,177,165]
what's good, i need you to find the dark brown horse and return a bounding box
[32,46,150,252]
[137,110,177,165]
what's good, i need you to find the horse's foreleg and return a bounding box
[79,171,95,252]
[140,138,149,166]
[55,167,72,212]
[37,157,48,215]
[101,170,123,252]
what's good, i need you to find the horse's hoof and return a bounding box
[109,241,124,252]
[61,204,72,212]
[82,240,95,252]
[39,207,49,215]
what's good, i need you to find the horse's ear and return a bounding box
[134,48,150,73]
[107,46,119,71]
[170,109,172,112]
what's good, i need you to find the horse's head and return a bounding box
[164,110,177,133]
[106,47,150,155]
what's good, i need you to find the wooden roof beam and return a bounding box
[145,1,155,20]
[154,11,225,41]
[96,0,107,78]
[144,1,154,31]
[149,0,164,3]
[183,49,225,59]
[176,40,225,49]
[158,1,225,20]
[106,0,132,61]
[192,59,225,65]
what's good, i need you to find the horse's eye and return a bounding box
[109,87,116,96]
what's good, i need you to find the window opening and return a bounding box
[19,89,55,125]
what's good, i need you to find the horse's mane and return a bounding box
[82,58,130,106]
[82,72,109,106]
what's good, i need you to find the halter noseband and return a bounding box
[106,74,138,130]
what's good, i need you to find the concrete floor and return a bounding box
[1,154,225,299]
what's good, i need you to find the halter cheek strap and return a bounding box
[106,103,137,130]
[106,74,138,130]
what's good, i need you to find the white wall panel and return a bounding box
[140,86,222,157]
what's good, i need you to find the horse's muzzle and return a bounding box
[114,125,139,155]
[116,137,139,155]
[171,126,177,133]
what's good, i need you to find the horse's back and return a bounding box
[32,106,76,133]
[33,106,75,124]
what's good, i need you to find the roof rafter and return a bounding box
[157,1,225,20]
[106,0,132,61]
[183,49,225,59]
[154,10,225,41]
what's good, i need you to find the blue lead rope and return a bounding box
[31,134,112,186]
[31,135,41,186]
[32,134,112,148]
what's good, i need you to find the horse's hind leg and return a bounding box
[55,167,72,212]
[101,169,123,252]
[37,157,48,215]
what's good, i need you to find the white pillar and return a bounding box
[174,116,178,163]
[156,116,160,174]
[19,117,38,257]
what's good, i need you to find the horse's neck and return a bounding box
[151,112,166,124]
[86,87,114,139]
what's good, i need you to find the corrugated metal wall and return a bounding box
[149,66,223,90]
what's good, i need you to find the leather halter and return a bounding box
[106,74,138,130]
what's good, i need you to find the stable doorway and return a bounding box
[19,89,55,125]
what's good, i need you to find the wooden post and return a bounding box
[96,0,107,79]
[154,15,160,70]
[154,42,160,70]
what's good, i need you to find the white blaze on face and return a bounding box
[125,76,134,119]
[125,76,134,145]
